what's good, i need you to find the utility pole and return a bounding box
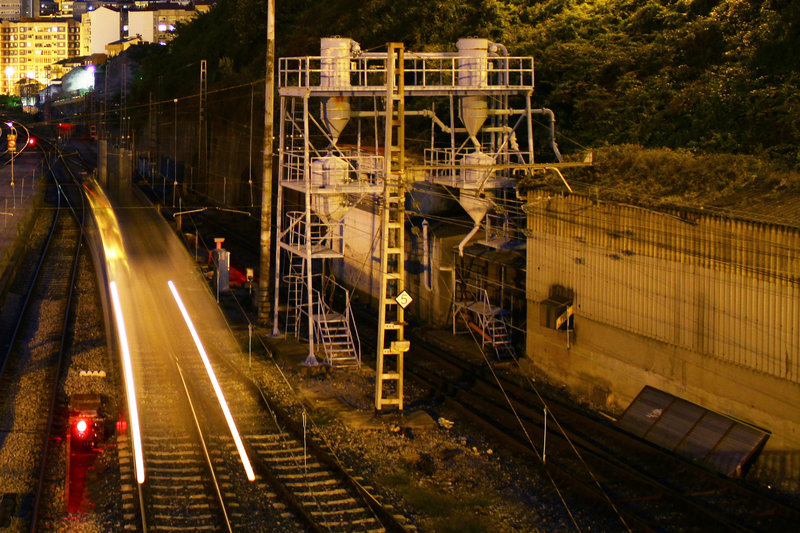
[198,59,207,193]
[258,0,275,325]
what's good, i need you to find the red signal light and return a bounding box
[27,137,35,146]
[75,418,89,437]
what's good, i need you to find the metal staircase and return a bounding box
[312,279,361,367]
[455,283,515,360]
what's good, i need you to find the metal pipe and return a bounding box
[490,42,508,57]
[458,222,481,257]
[422,220,431,291]
[351,109,467,134]
[532,107,563,162]
[489,42,509,85]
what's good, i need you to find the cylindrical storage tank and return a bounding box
[460,150,494,189]
[457,38,489,87]
[457,38,489,140]
[320,37,352,88]
[312,155,349,221]
[311,155,349,188]
[320,38,354,143]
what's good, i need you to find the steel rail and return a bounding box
[0,155,60,384]
[401,325,799,532]
[190,287,409,532]
[186,310,407,533]
[171,357,234,532]
[14,140,88,532]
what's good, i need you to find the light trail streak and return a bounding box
[109,281,145,484]
[167,280,256,482]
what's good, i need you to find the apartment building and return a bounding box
[80,5,121,55]
[0,2,210,95]
[0,0,19,19]
[0,18,81,94]
[128,4,197,46]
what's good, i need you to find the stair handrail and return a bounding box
[321,274,361,365]
[310,286,329,360]
[345,290,361,365]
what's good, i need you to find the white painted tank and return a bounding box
[460,95,488,138]
[311,154,349,188]
[321,38,353,143]
[320,37,352,88]
[459,190,491,223]
[456,38,489,87]
[457,38,489,138]
[311,155,350,222]
[460,150,494,189]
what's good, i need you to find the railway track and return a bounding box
[394,325,800,531]
[123,315,408,532]
[128,351,237,531]
[0,139,88,530]
[162,316,407,532]
[94,186,408,531]
[171,185,800,530]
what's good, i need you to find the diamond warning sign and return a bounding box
[395,290,413,309]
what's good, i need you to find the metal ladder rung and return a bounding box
[379,398,402,405]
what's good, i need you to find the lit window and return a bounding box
[158,23,167,31]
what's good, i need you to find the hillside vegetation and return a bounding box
[132,0,800,209]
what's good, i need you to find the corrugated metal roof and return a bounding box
[617,386,769,477]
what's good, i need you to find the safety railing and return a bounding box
[283,211,343,253]
[279,53,534,91]
[281,150,385,187]
[322,274,361,359]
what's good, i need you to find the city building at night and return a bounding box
[0,17,81,94]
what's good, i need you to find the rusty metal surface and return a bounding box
[617,386,769,477]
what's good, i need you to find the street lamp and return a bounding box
[4,66,14,95]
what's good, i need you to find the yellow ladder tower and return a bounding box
[375,43,409,411]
